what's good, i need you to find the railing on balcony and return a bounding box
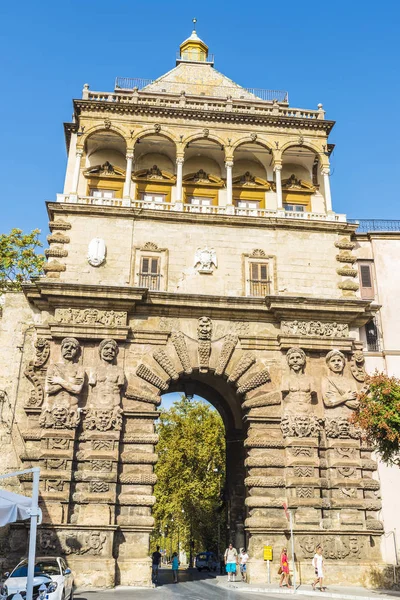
[114,77,288,103]
[176,51,215,64]
[249,279,270,297]
[348,219,400,233]
[56,194,347,222]
[138,273,161,291]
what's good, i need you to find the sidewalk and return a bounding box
[214,575,400,599]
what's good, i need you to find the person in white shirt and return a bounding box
[224,543,238,582]
[312,545,325,591]
[239,548,249,582]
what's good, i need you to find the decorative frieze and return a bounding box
[153,349,179,381]
[227,354,256,383]
[281,321,349,338]
[215,334,238,376]
[281,415,323,438]
[325,417,361,439]
[136,364,168,391]
[55,308,127,326]
[237,368,271,395]
[171,331,192,374]
[197,316,212,372]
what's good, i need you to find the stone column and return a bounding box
[322,167,333,213]
[274,163,283,210]
[123,151,134,199]
[71,149,83,196]
[225,160,234,213]
[175,157,184,203]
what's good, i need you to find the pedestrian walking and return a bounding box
[312,545,325,591]
[279,547,291,588]
[171,552,179,583]
[151,545,162,584]
[224,543,238,582]
[239,548,249,582]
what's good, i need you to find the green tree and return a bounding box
[0,229,44,291]
[351,372,400,465]
[152,396,226,558]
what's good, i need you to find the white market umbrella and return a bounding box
[0,468,41,600]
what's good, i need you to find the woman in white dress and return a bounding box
[312,545,325,591]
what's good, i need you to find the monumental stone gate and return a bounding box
[0,26,386,587]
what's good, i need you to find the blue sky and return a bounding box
[1,0,399,240]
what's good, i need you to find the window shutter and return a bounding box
[359,263,374,299]
[141,257,150,273]
[260,264,268,281]
[150,258,159,274]
[251,263,259,280]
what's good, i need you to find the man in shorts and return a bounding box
[224,543,238,582]
[151,545,162,584]
[239,547,249,582]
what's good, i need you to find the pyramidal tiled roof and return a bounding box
[142,62,259,100]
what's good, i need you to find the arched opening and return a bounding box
[151,372,247,567]
[281,145,324,213]
[133,135,177,204]
[183,138,225,208]
[83,131,127,199]
[233,142,274,212]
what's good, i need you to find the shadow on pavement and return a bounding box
[154,567,219,587]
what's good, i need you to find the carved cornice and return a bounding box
[23,280,147,312]
[266,296,380,327]
[47,202,356,235]
[73,99,335,133]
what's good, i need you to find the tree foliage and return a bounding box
[0,229,44,291]
[351,372,400,465]
[152,396,226,556]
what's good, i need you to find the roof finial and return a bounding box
[192,17,197,33]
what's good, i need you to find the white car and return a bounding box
[3,557,73,600]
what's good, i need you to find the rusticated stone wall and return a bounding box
[0,291,385,587]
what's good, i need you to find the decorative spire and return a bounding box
[179,20,209,63]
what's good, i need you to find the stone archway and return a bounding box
[125,316,274,583]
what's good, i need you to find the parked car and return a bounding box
[195,551,218,572]
[3,557,73,600]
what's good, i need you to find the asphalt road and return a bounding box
[76,568,269,599]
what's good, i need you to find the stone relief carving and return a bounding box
[350,351,367,382]
[241,390,281,410]
[171,331,192,374]
[215,335,238,376]
[325,417,361,439]
[338,279,359,292]
[87,238,106,267]
[91,460,113,472]
[48,220,71,231]
[55,308,127,327]
[90,481,109,493]
[62,531,107,555]
[281,415,323,438]
[24,338,50,407]
[281,347,316,416]
[198,316,212,373]
[136,364,168,391]
[290,447,313,457]
[336,251,357,264]
[159,317,180,331]
[125,389,161,406]
[294,466,314,477]
[47,233,70,244]
[250,249,266,257]
[142,241,159,251]
[335,238,356,250]
[237,368,271,395]
[86,339,124,431]
[322,350,359,412]
[153,349,179,381]
[194,247,217,273]
[298,535,364,560]
[337,467,357,478]
[40,338,84,429]
[227,354,256,383]
[281,321,349,338]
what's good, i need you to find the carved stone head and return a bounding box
[326,350,346,374]
[61,337,80,362]
[98,338,118,363]
[198,317,212,341]
[286,347,306,373]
